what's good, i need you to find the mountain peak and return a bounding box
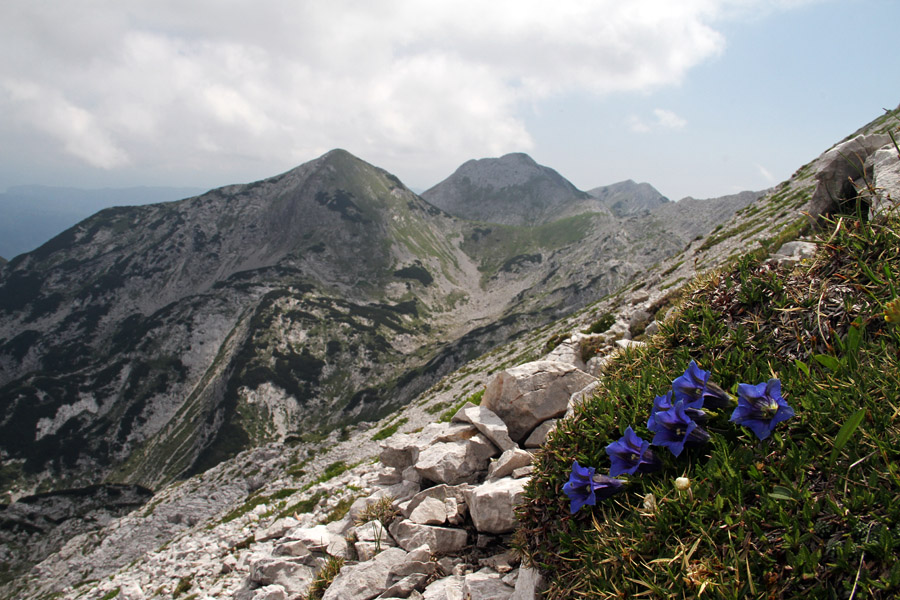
[422,153,593,225]
[587,180,669,217]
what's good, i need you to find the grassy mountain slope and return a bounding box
[520,213,900,598]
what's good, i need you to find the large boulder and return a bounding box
[379,433,422,470]
[482,361,596,442]
[248,557,318,598]
[808,133,891,222]
[465,477,529,534]
[402,484,470,525]
[414,434,498,485]
[388,519,469,553]
[868,144,900,217]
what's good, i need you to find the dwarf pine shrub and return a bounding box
[518,214,900,599]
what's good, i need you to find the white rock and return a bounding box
[523,420,556,448]
[487,449,532,480]
[462,569,515,599]
[257,516,300,542]
[482,360,596,442]
[452,404,517,452]
[615,338,644,349]
[465,477,528,534]
[541,333,593,369]
[322,546,408,600]
[809,133,891,221]
[511,566,547,600]
[249,557,317,598]
[380,434,421,470]
[402,485,470,520]
[285,524,340,551]
[423,575,465,600]
[388,519,468,553]
[249,584,288,600]
[566,380,602,418]
[870,144,900,216]
[272,540,310,558]
[409,497,448,525]
[511,466,534,479]
[414,434,498,485]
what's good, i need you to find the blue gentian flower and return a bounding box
[648,400,710,457]
[649,389,706,425]
[730,379,794,440]
[562,460,623,513]
[672,360,732,410]
[605,426,660,476]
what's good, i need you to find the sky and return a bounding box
[1,0,899,201]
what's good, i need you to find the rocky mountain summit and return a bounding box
[6,102,899,599]
[587,179,669,217]
[421,153,602,226]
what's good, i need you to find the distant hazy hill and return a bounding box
[0,185,204,259]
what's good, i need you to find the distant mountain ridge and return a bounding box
[0,185,205,260]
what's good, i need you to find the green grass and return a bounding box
[438,388,485,422]
[583,313,615,335]
[279,490,325,518]
[219,488,298,523]
[518,215,900,599]
[173,577,192,598]
[371,417,408,441]
[307,556,346,600]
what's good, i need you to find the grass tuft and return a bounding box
[306,556,345,600]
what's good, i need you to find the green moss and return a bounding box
[519,216,900,599]
[99,589,120,600]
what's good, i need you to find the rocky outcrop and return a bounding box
[808,133,891,222]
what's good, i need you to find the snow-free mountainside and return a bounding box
[0,105,899,600]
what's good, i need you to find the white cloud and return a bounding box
[628,109,688,133]
[0,0,815,183]
[653,109,688,130]
[3,80,129,169]
[757,164,776,182]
